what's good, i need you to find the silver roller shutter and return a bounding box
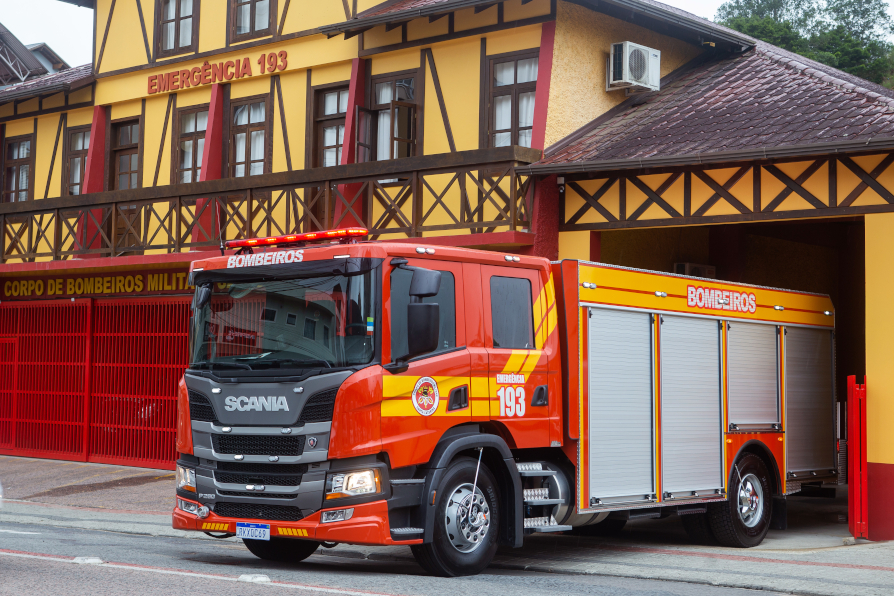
[728,322,779,426]
[587,308,654,503]
[785,327,835,473]
[660,316,723,494]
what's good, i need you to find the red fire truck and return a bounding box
[173,228,837,576]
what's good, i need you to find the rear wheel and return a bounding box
[242,536,321,562]
[708,453,772,547]
[411,456,500,577]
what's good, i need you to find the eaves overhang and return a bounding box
[518,137,894,176]
[319,0,503,38]
[0,72,94,104]
[320,0,755,51]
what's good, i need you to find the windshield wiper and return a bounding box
[250,358,333,369]
[192,362,253,371]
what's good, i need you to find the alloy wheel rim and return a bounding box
[737,473,764,528]
[444,483,490,553]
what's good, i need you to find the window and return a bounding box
[362,74,417,162]
[323,325,330,348]
[488,53,538,148]
[157,0,199,58]
[261,308,276,322]
[286,313,297,326]
[64,126,90,196]
[112,121,141,190]
[231,0,273,42]
[2,136,33,203]
[390,268,456,360]
[490,277,534,349]
[229,97,269,177]
[314,87,348,168]
[303,318,316,340]
[175,106,208,183]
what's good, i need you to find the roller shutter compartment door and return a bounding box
[587,308,654,503]
[785,327,835,473]
[727,322,779,427]
[660,316,723,494]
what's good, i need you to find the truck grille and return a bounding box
[216,462,308,474]
[189,391,219,424]
[218,491,295,499]
[216,472,303,486]
[214,502,304,521]
[211,434,305,456]
[298,388,338,423]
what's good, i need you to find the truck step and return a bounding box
[391,527,423,535]
[523,515,571,534]
[525,499,565,506]
[516,463,557,477]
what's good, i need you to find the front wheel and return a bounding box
[411,456,500,577]
[242,536,321,562]
[708,453,772,547]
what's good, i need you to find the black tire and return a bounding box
[572,517,627,536]
[411,456,500,577]
[681,513,717,545]
[708,453,773,548]
[242,536,321,563]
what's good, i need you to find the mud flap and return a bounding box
[770,495,787,530]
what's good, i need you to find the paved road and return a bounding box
[0,523,778,596]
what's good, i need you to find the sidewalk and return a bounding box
[1,455,891,596]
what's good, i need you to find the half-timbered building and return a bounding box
[0,0,892,539]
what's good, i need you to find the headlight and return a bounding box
[177,498,209,519]
[177,465,196,492]
[326,469,380,500]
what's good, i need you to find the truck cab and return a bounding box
[173,229,563,576]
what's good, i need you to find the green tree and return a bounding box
[716,0,822,34]
[717,0,894,85]
[824,0,894,43]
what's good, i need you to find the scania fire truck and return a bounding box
[173,228,837,576]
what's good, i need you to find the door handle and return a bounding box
[531,385,548,406]
[447,386,469,411]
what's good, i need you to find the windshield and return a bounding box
[189,260,379,374]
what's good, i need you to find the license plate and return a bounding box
[236,522,270,541]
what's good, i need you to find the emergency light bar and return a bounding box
[224,228,368,249]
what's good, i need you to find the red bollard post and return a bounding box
[847,375,868,539]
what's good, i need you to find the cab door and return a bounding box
[380,259,471,468]
[482,265,550,448]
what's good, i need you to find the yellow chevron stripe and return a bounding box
[201,523,229,531]
[381,376,472,417]
[500,350,527,374]
[520,351,542,374]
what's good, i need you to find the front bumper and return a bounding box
[173,497,422,546]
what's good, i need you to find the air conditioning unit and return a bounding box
[606,42,661,92]
[674,262,716,279]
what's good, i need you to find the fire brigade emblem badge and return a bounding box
[412,377,440,417]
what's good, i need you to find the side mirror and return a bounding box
[194,283,213,310]
[409,268,441,298]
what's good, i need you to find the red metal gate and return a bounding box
[0,296,190,470]
[848,375,868,539]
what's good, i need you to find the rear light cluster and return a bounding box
[225,228,368,249]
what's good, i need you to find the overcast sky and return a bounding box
[0,0,886,68]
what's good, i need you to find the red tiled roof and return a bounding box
[538,42,894,168]
[0,64,93,101]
